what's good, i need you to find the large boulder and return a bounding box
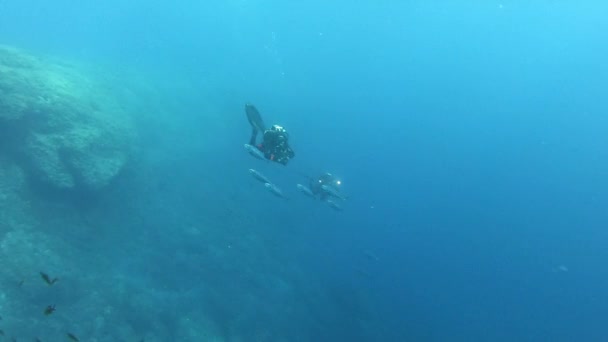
[0,45,135,191]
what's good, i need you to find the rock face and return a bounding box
[0,158,31,229]
[0,45,135,191]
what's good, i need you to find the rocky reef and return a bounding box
[0,45,135,192]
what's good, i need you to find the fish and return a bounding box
[296,184,315,198]
[264,183,287,199]
[0,329,4,336]
[326,199,343,211]
[248,169,271,184]
[355,267,372,278]
[43,305,56,316]
[244,144,267,161]
[363,250,380,261]
[39,272,58,285]
[66,333,80,342]
[321,184,346,201]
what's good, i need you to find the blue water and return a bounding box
[1,1,607,341]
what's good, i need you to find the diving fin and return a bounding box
[245,103,266,132]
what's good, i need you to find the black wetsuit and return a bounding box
[310,173,336,200]
[250,128,295,165]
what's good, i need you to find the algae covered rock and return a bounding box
[0,158,32,228]
[0,45,135,191]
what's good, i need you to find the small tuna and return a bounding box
[326,199,343,211]
[248,169,271,184]
[43,305,56,316]
[40,272,58,285]
[244,144,267,161]
[264,183,287,199]
[296,184,315,198]
[67,332,80,342]
[363,250,380,261]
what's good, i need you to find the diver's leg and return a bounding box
[249,128,258,145]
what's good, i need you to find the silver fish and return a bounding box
[296,184,315,198]
[244,144,266,161]
[321,184,346,201]
[327,199,343,211]
[363,250,380,262]
[249,169,271,184]
[264,183,287,199]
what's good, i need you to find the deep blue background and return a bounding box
[1,1,607,340]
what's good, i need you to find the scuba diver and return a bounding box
[296,172,345,211]
[245,103,295,165]
[309,172,343,201]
